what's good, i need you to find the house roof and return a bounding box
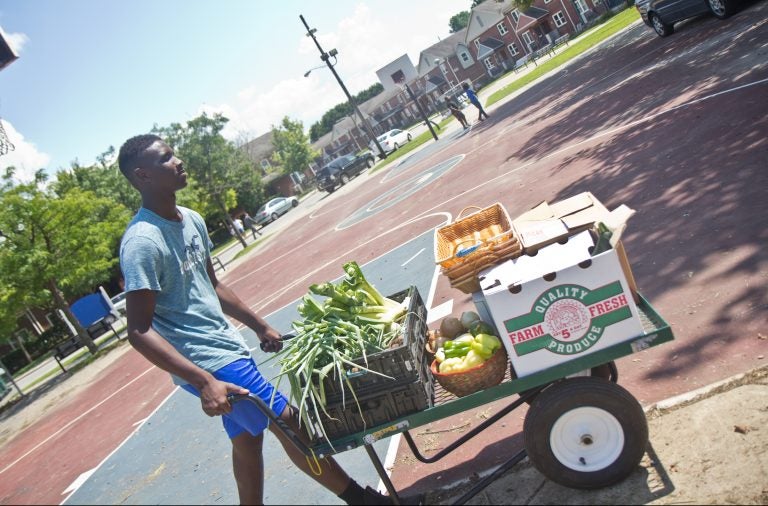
[416,28,467,75]
[476,37,505,60]
[240,130,274,163]
[464,0,515,44]
[515,6,550,33]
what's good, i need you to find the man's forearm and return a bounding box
[128,328,215,390]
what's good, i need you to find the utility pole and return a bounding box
[300,14,387,160]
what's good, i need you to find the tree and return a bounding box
[270,117,319,177]
[449,11,471,32]
[0,169,131,354]
[154,113,265,249]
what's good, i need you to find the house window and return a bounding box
[460,52,470,63]
[497,22,508,36]
[507,43,519,56]
[483,57,495,71]
[574,0,590,16]
[544,0,552,3]
[474,39,480,50]
[510,9,520,23]
[553,11,567,27]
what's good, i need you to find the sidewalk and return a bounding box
[426,365,768,505]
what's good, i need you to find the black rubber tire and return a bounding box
[291,199,299,207]
[708,0,735,18]
[340,174,350,185]
[366,158,374,168]
[407,134,412,141]
[270,213,279,222]
[523,376,648,490]
[650,12,673,37]
[393,142,399,151]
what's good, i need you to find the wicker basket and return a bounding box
[434,204,515,269]
[442,239,523,294]
[430,347,509,398]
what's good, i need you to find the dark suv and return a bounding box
[316,152,375,193]
[636,0,738,37]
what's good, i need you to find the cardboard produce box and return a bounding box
[478,231,645,378]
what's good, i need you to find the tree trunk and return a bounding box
[48,280,98,354]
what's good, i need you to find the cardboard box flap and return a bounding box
[603,204,636,247]
[481,231,594,288]
[512,219,568,248]
[513,200,554,222]
[549,192,597,218]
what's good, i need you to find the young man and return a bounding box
[444,97,469,129]
[117,134,391,505]
[242,212,262,240]
[462,82,489,121]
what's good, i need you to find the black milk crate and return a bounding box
[314,286,431,400]
[312,376,435,442]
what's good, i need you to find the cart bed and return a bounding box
[310,293,673,456]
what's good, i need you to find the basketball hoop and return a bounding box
[0,118,15,157]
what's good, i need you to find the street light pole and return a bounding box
[300,14,387,160]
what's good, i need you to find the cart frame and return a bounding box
[232,294,673,505]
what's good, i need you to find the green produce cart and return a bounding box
[231,292,674,505]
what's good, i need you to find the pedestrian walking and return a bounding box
[117,134,392,505]
[462,82,489,121]
[232,217,245,236]
[242,212,262,239]
[445,97,469,129]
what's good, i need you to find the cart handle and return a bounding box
[227,392,319,464]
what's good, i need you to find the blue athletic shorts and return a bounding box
[181,357,288,439]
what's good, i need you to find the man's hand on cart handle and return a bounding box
[260,331,296,352]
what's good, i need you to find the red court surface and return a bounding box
[0,6,766,504]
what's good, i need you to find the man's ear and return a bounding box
[133,167,150,183]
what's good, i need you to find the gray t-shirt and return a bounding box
[120,206,250,382]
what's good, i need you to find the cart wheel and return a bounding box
[523,376,648,490]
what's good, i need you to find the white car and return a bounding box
[111,292,127,316]
[254,196,299,226]
[369,129,412,154]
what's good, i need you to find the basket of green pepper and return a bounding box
[429,333,508,398]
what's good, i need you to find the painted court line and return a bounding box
[0,365,156,477]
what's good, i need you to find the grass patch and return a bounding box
[486,8,641,107]
[233,233,272,260]
[369,116,456,175]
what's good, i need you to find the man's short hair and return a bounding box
[118,134,162,178]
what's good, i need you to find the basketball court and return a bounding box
[0,7,766,504]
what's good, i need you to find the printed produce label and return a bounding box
[503,282,632,356]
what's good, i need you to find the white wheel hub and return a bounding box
[549,407,624,472]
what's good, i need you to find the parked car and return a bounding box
[253,196,299,226]
[369,129,412,154]
[316,152,375,193]
[111,292,127,317]
[636,0,739,37]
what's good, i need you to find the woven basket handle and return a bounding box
[455,206,483,221]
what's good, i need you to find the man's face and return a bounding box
[134,140,188,192]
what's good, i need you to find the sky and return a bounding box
[0,0,470,182]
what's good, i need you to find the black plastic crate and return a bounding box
[311,376,435,441]
[314,286,431,400]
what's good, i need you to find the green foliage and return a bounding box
[309,83,384,142]
[0,175,131,345]
[449,11,471,32]
[270,117,319,176]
